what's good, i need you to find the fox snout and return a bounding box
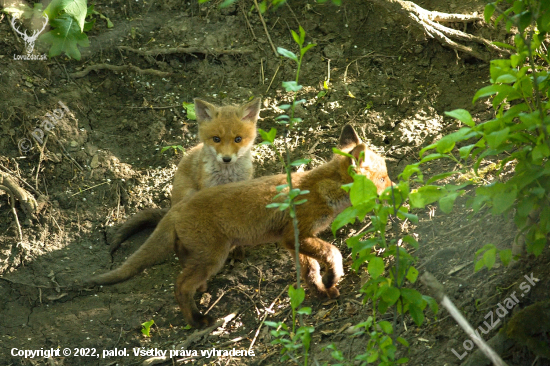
[222,156,232,163]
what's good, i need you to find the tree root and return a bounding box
[117,45,253,57]
[371,0,511,61]
[70,63,174,79]
[0,172,38,241]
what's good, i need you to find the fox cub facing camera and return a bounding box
[109,98,261,253]
[87,124,392,328]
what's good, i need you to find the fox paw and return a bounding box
[325,286,340,299]
[190,313,215,328]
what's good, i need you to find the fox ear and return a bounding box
[339,124,361,151]
[241,98,261,123]
[194,99,217,122]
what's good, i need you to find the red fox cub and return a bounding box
[108,98,261,253]
[86,125,392,328]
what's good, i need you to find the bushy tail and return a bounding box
[86,215,176,286]
[109,208,169,254]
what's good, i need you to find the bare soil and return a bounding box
[1,0,549,365]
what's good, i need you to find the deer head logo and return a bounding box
[10,14,49,55]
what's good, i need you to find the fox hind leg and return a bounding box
[174,243,230,328]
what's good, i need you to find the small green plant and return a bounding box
[182,102,197,120]
[260,26,316,365]
[161,145,184,154]
[141,319,154,337]
[418,0,549,269]
[38,0,92,60]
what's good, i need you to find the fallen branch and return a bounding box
[70,64,173,79]
[420,272,509,366]
[118,45,253,56]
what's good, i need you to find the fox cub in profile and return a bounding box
[87,125,392,328]
[109,98,261,253]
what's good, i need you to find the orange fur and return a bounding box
[87,125,392,328]
[108,98,260,253]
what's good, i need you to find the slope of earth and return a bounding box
[0,0,548,365]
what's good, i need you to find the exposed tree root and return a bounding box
[117,45,253,57]
[371,0,511,61]
[0,172,38,241]
[70,64,174,78]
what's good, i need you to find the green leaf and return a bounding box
[350,174,378,206]
[378,321,393,334]
[439,192,460,213]
[380,286,400,305]
[258,127,277,143]
[445,109,474,127]
[291,29,300,46]
[368,257,384,279]
[426,171,458,184]
[299,25,306,45]
[408,304,424,326]
[288,285,305,309]
[422,295,439,315]
[141,319,154,336]
[277,47,298,62]
[492,192,516,215]
[182,102,196,120]
[281,81,302,92]
[332,206,357,235]
[39,14,90,60]
[483,247,496,269]
[397,337,410,347]
[290,158,311,166]
[484,3,496,23]
[532,143,550,163]
[495,74,517,83]
[486,127,510,148]
[492,41,516,50]
[406,266,419,283]
[474,259,484,272]
[219,0,236,7]
[409,185,445,208]
[296,307,312,315]
[301,43,316,56]
[499,249,512,266]
[45,0,88,32]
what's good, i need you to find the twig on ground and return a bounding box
[241,6,257,40]
[420,272,508,366]
[249,285,288,352]
[53,137,84,171]
[70,181,109,197]
[70,64,173,79]
[126,105,179,109]
[118,45,253,56]
[266,61,282,94]
[252,0,278,57]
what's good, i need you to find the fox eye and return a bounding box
[379,178,385,183]
[213,136,221,143]
[234,136,242,143]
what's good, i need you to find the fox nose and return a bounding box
[222,156,232,163]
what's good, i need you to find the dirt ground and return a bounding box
[1,0,549,365]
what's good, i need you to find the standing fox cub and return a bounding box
[108,98,261,254]
[86,125,392,328]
